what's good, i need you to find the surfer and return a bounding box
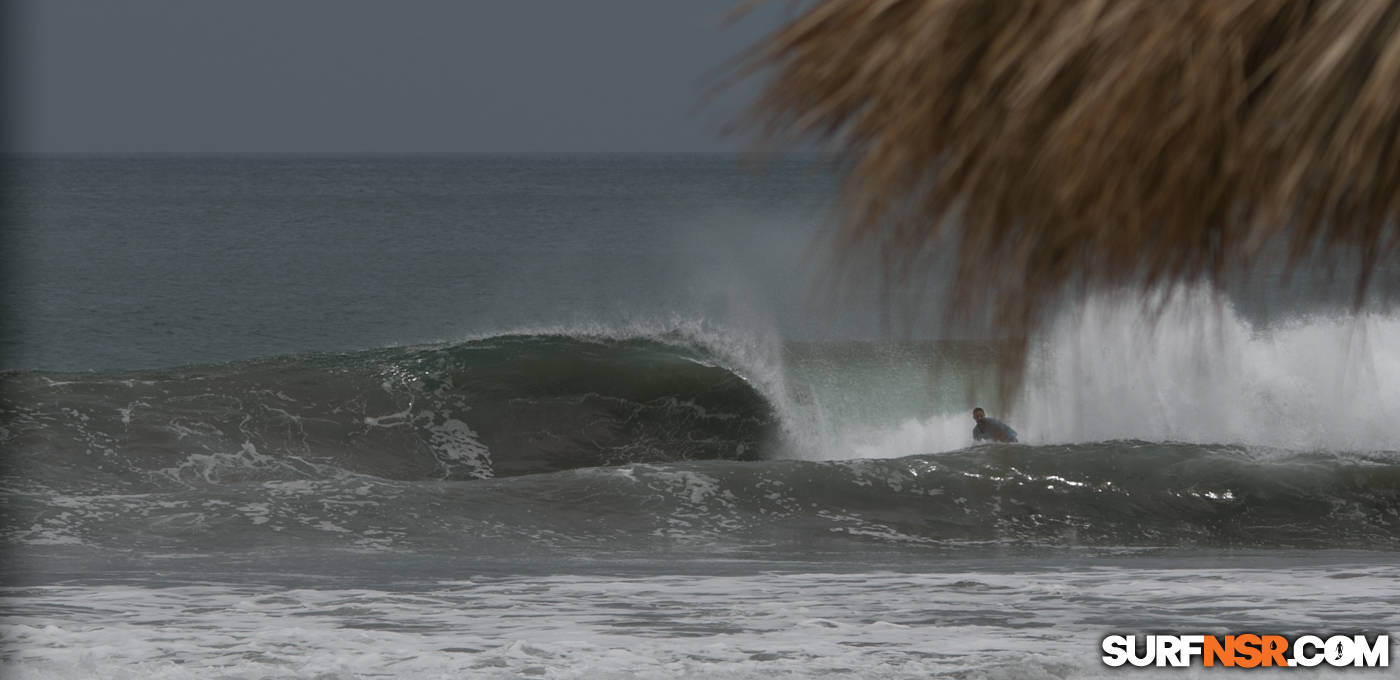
[972,407,1017,443]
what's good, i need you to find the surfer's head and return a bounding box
[972,407,985,423]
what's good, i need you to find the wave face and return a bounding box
[1,334,777,491]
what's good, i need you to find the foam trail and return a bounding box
[1020,287,1400,450]
[844,413,974,459]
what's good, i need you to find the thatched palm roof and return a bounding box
[725,0,1399,395]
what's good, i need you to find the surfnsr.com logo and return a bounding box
[1101,634,1389,668]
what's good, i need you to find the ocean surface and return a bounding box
[2,154,1398,678]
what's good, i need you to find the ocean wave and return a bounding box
[6,318,1399,554]
[0,333,778,491]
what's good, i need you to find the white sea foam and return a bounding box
[2,562,1394,679]
[426,418,492,478]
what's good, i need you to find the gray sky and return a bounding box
[13,1,786,152]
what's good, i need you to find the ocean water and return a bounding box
[2,155,1397,678]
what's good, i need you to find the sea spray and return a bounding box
[815,288,1400,459]
[1020,287,1400,450]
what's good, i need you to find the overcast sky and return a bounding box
[12,1,787,152]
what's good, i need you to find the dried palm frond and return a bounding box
[721,0,1400,398]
